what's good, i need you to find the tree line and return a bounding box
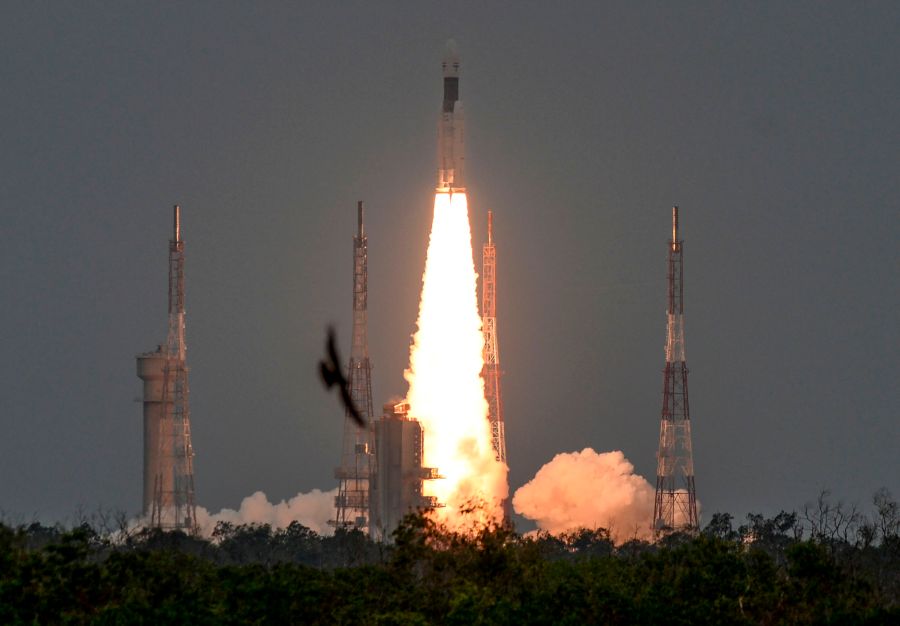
[1,489,898,624]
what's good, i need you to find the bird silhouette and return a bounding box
[318,326,366,427]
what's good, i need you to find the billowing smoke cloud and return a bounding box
[195,488,336,537]
[513,449,654,543]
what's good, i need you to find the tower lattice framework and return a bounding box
[482,211,507,466]
[653,206,699,536]
[332,201,376,532]
[482,212,511,523]
[152,205,198,532]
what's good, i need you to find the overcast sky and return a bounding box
[1,2,897,527]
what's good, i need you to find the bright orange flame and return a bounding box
[405,192,508,530]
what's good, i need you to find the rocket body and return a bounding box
[438,41,465,192]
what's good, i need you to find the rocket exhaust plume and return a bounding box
[134,488,338,538]
[195,489,337,537]
[513,448,700,543]
[405,192,507,529]
[513,449,656,543]
[403,42,507,530]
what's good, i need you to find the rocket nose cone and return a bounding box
[445,38,458,58]
[442,38,460,75]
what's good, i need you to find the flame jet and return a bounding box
[438,39,465,192]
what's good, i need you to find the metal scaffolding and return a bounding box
[370,401,441,542]
[142,205,197,533]
[653,206,699,536]
[482,211,507,466]
[482,211,511,523]
[331,201,376,533]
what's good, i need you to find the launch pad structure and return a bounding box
[482,211,511,523]
[136,205,198,533]
[329,201,442,541]
[482,211,507,467]
[331,202,377,534]
[333,43,513,538]
[370,401,441,541]
[653,206,699,536]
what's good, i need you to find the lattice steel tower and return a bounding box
[482,211,510,523]
[653,206,699,535]
[138,205,197,532]
[332,201,376,532]
[482,211,507,466]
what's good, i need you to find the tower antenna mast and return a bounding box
[482,211,509,522]
[150,205,197,532]
[652,206,699,536]
[331,201,376,532]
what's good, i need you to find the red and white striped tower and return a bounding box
[653,206,699,536]
[143,205,197,532]
[482,211,510,520]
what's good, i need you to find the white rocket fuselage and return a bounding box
[438,43,465,192]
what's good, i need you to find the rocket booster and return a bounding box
[438,40,465,192]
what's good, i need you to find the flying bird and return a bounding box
[318,326,366,427]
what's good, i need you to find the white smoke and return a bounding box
[513,448,655,543]
[195,488,337,537]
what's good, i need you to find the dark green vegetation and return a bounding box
[1,491,898,624]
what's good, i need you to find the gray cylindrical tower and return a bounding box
[137,346,173,517]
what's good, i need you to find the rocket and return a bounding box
[437,40,465,192]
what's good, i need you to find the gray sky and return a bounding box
[1,2,897,527]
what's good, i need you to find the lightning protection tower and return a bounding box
[482,211,511,522]
[653,206,699,536]
[331,201,376,532]
[482,211,507,466]
[137,205,198,532]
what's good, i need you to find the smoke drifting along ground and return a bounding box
[194,489,337,537]
[405,192,508,530]
[513,449,655,543]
